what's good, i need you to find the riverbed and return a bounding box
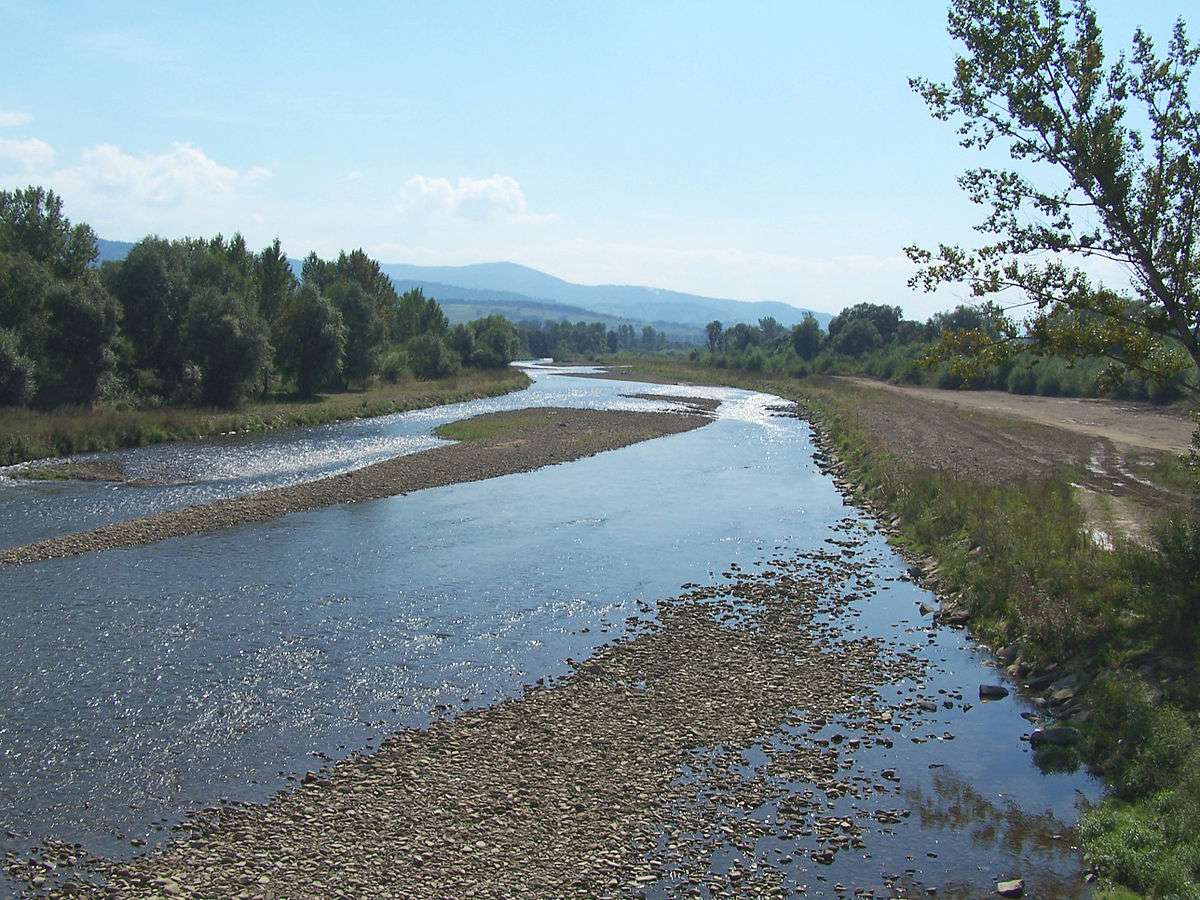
[0,366,1100,896]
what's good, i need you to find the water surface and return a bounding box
[0,369,1099,896]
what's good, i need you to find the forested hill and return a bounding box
[381,261,833,330]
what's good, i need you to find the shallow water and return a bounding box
[0,369,1099,895]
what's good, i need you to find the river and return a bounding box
[0,366,1099,896]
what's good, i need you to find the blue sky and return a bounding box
[0,1,1188,316]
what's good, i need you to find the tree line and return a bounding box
[697,300,1198,403]
[516,319,668,359]
[0,186,520,409]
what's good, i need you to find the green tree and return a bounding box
[182,289,272,406]
[255,238,295,326]
[0,328,35,405]
[833,318,883,357]
[705,320,724,352]
[0,187,97,281]
[758,316,787,345]
[909,0,1200,394]
[828,302,902,344]
[791,313,824,360]
[328,281,383,386]
[38,277,121,406]
[470,314,519,368]
[393,287,448,342]
[105,237,192,392]
[276,285,345,398]
[0,250,52,333]
[448,322,476,360]
[725,322,762,353]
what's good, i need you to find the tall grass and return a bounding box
[0,368,530,466]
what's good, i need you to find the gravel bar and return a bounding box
[16,522,927,897]
[0,407,708,568]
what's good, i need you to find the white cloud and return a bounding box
[0,140,273,239]
[0,137,54,170]
[398,174,557,224]
[0,110,32,128]
[48,142,268,208]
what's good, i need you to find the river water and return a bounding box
[0,367,1099,896]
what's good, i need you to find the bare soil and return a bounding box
[826,378,1191,542]
[837,378,1193,454]
[0,407,709,569]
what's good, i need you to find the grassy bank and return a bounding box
[590,358,1200,897]
[0,369,531,467]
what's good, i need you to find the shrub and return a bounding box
[1006,363,1038,394]
[407,334,461,379]
[377,347,409,383]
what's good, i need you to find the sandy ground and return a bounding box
[836,377,1193,454]
[0,408,708,568]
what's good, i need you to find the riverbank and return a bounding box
[0,369,531,468]
[567,360,1200,897]
[17,540,940,898]
[0,407,709,568]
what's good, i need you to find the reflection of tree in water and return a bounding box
[905,767,1088,859]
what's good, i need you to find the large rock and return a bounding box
[979,684,1010,700]
[996,879,1024,897]
[1029,727,1082,747]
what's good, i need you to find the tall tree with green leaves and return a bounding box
[276,285,345,398]
[255,238,296,326]
[182,288,272,406]
[791,313,824,360]
[327,280,383,386]
[0,187,98,281]
[909,0,1200,395]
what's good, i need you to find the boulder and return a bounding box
[1029,727,1082,747]
[996,879,1024,897]
[979,684,1010,700]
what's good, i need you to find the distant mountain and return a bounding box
[391,279,703,342]
[382,261,832,330]
[95,238,135,264]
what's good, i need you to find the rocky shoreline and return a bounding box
[0,407,708,569]
[12,524,939,898]
[794,403,1091,761]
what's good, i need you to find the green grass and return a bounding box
[434,409,562,442]
[0,369,531,466]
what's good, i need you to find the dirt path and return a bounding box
[0,408,709,569]
[837,377,1193,454]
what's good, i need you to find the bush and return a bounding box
[1006,363,1038,394]
[470,315,519,369]
[407,334,461,379]
[377,347,410,383]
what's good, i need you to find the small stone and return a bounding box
[979,684,1009,700]
[996,878,1024,896]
